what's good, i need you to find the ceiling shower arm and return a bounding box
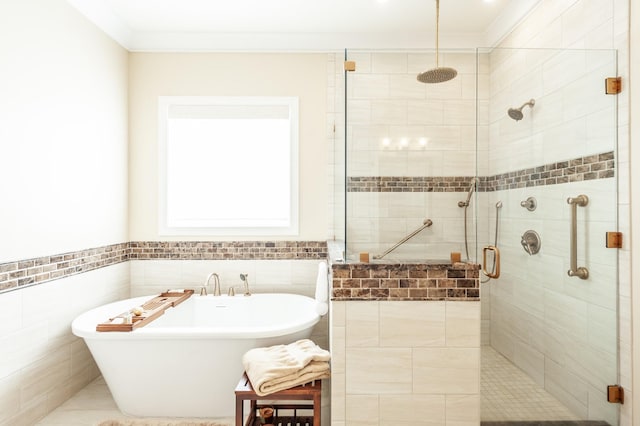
[373,219,433,260]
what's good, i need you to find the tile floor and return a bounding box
[35,346,596,425]
[34,377,234,426]
[481,346,580,422]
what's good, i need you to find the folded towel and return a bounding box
[242,339,331,396]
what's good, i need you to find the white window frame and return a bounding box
[158,96,299,236]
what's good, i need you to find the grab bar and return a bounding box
[567,194,589,279]
[373,218,433,260]
[482,245,500,278]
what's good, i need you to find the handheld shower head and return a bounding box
[507,99,535,121]
[458,178,478,207]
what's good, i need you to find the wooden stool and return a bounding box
[234,372,322,426]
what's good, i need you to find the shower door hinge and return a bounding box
[344,61,356,72]
[607,385,624,404]
[605,232,622,248]
[605,77,621,94]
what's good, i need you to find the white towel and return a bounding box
[242,339,331,396]
[315,261,328,315]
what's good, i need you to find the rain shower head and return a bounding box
[417,67,458,84]
[507,99,535,121]
[417,0,457,84]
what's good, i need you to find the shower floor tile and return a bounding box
[481,346,581,422]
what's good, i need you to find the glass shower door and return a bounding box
[480,47,619,424]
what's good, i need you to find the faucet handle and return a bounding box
[199,286,208,296]
[228,286,236,296]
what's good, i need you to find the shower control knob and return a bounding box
[520,197,537,211]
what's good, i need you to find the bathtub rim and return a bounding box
[72,293,321,340]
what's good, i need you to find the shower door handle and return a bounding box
[482,245,500,279]
[567,195,589,280]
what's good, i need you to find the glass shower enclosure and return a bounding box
[335,47,619,424]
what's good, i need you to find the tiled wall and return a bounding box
[343,50,480,261]
[480,9,622,423]
[347,176,475,193]
[128,241,327,260]
[331,262,479,301]
[330,300,480,426]
[0,243,129,293]
[0,240,330,425]
[481,151,615,191]
[0,263,130,426]
[0,241,326,295]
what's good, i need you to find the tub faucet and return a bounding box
[240,273,251,296]
[204,272,221,296]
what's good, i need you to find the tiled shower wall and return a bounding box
[341,50,481,261]
[479,9,622,424]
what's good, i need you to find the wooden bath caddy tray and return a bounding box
[96,289,194,332]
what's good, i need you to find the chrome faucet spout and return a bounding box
[205,272,221,296]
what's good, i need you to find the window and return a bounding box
[158,96,299,235]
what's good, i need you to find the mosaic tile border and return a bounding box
[0,243,129,292]
[331,262,480,301]
[0,241,328,293]
[129,241,328,260]
[348,176,476,192]
[347,151,615,193]
[481,151,615,192]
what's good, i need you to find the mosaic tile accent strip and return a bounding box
[481,151,615,192]
[129,241,327,260]
[347,176,476,192]
[0,241,328,294]
[331,262,480,301]
[347,151,614,193]
[0,243,129,292]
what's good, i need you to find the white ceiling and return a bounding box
[66,0,541,51]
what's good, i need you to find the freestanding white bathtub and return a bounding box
[72,293,321,418]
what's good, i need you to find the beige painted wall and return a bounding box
[0,1,130,424]
[0,0,129,262]
[128,53,328,241]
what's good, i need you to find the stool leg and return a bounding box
[235,397,243,426]
[313,392,321,426]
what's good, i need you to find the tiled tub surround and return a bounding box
[331,262,480,301]
[0,263,130,426]
[0,241,327,294]
[0,243,130,292]
[129,240,328,260]
[0,241,329,425]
